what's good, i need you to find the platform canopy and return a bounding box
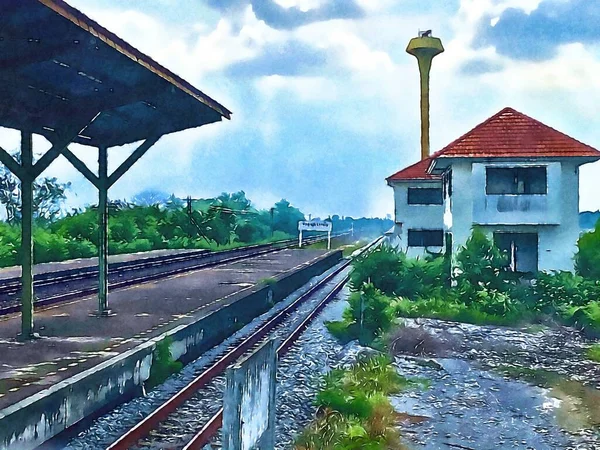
[0,0,232,340]
[0,0,231,147]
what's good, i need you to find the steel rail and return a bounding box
[106,235,382,450]
[0,233,349,316]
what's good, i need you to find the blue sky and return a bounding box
[7,0,600,218]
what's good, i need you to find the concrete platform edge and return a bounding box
[0,250,342,450]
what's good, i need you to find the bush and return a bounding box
[327,284,395,345]
[65,238,97,259]
[558,301,600,335]
[576,222,600,280]
[146,337,183,389]
[33,229,69,263]
[297,356,407,450]
[533,271,590,312]
[349,245,404,295]
[0,222,19,267]
[456,227,514,292]
[398,256,447,299]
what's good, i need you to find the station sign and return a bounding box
[298,220,332,232]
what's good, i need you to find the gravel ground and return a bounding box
[62,269,600,450]
[62,262,349,450]
[391,318,600,450]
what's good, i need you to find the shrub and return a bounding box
[576,222,600,280]
[456,227,513,292]
[586,344,600,362]
[349,245,404,295]
[146,337,182,389]
[398,256,447,299]
[326,284,395,345]
[0,222,19,267]
[534,271,589,312]
[33,229,69,263]
[296,357,407,450]
[559,301,600,334]
[65,238,97,259]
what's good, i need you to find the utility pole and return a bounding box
[270,207,274,239]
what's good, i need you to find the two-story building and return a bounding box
[387,107,600,272]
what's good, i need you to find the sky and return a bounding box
[4,0,600,218]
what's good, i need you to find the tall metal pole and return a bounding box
[97,145,110,315]
[19,131,36,339]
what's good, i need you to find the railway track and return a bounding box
[0,234,349,316]
[105,235,382,450]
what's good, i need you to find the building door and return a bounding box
[494,232,538,273]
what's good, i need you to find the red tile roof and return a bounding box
[386,157,439,182]
[387,107,600,182]
[437,107,600,159]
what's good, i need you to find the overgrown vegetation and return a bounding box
[586,344,600,363]
[146,337,183,389]
[294,356,410,450]
[328,226,600,346]
[0,191,304,267]
[0,183,392,267]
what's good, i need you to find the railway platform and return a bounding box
[0,248,337,417]
[0,248,203,281]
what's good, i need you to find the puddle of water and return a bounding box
[551,379,600,432]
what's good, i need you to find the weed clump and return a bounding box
[294,356,410,450]
[146,337,183,389]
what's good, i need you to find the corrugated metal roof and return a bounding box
[0,0,232,147]
[387,107,600,182]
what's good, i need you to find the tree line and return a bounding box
[0,180,392,267]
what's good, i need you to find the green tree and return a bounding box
[456,227,512,292]
[0,155,69,223]
[576,222,600,280]
[272,199,304,236]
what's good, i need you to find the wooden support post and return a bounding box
[19,131,37,340]
[97,145,110,316]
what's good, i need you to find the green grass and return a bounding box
[294,356,415,450]
[586,344,600,362]
[146,337,183,389]
[393,297,530,327]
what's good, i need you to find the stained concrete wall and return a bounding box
[448,159,581,271]
[0,250,342,450]
[390,180,445,258]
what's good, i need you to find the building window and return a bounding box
[408,229,444,247]
[486,167,547,195]
[407,188,443,205]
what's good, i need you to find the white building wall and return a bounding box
[538,160,580,271]
[446,159,581,272]
[445,160,474,256]
[471,162,561,225]
[390,180,444,258]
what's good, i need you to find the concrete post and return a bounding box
[19,131,36,340]
[222,339,277,450]
[97,145,110,315]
